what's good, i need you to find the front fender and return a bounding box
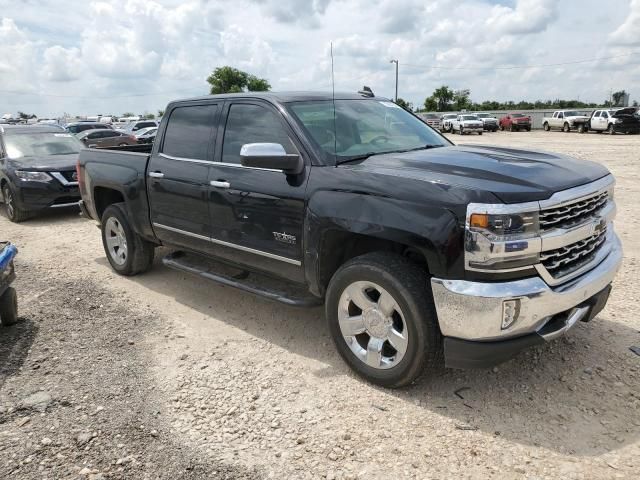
[303,190,462,296]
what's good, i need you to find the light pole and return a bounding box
[390,59,398,102]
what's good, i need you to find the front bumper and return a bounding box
[15,183,80,210]
[431,232,622,368]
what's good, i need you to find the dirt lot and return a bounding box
[0,130,639,479]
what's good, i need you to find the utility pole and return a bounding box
[390,59,398,102]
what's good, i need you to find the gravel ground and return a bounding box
[1,130,639,479]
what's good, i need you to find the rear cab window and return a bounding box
[161,104,219,160]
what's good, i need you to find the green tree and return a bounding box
[143,112,155,120]
[206,66,271,94]
[612,90,627,106]
[394,98,412,110]
[422,96,438,111]
[453,89,471,110]
[121,112,135,117]
[246,75,271,92]
[423,85,455,112]
[157,109,165,118]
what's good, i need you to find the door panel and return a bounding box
[147,103,219,252]
[207,101,308,282]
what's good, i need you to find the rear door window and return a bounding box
[161,105,218,160]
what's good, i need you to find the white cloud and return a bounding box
[0,0,638,117]
[609,0,640,45]
[486,0,559,35]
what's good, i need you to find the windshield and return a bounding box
[288,100,448,161]
[475,113,489,118]
[4,132,83,159]
[512,113,526,118]
[461,115,478,121]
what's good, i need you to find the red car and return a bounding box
[499,113,531,132]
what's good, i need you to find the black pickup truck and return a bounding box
[77,91,622,388]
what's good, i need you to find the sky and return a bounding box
[0,0,639,118]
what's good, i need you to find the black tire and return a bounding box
[509,124,515,132]
[325,252,443,388]
[563,122,570,133]
[2,184,31,223]
[101,203,155,276]
[526,127,531,132]
[607,124,615,135]
[577,124,586,133]
[0,287,18,326]
[499,124,505,131]
[543,122,550,131]
[478,131,483,135]
[459,126,464,135]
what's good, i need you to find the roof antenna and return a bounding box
[331,41,337,166]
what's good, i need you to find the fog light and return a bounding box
[502,299,521,330]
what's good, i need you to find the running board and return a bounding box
[162,251,322,307]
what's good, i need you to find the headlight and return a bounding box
[15,171,53,182]
[465,204,541,271]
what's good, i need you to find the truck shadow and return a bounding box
[0,318,39,390]
[99,252,640,457]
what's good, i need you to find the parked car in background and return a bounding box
[118,120,158,133]
[66,122,113,135]
[77,91,621,388]
[588,108,640,134]
[499,113,531,132]
[451,114,483,135]
[0,125,83,222]
[542,110,590,133]
[77,129,138,148]
[440,113,458,132]
[474,113,498,132]
[418,113,441,130]
[135,127,158,144]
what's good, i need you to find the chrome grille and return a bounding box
[540,227,607,279]
[540,191,608,231]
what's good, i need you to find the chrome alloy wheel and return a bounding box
[4,189,14,218]
[338,281,409,370]
[105,217,128,266]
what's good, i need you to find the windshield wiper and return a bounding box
[398,144,445,153]
[335,144,446,165]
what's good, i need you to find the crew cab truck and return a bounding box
[77,92,622,388]
[588,108,640,135]
[542,110,590,133]
[499,113,532,131]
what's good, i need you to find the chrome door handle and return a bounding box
[210,180,230,189]
[149,172,164,178]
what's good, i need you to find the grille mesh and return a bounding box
[540,227,608,279]
[540,191,608,231]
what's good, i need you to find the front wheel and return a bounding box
[101,203,155,276]
[499,124,505,131]
[607,124,615,135]
[543,122,550,131]
[326,252,442,388]
[459,127,464,135]
[0,287,18,326]
[2,184,31,223]
[578,124,586,133]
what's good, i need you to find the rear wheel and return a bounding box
[101,203,155,276]
[499,124,505,131]
[563,122,570,133]
[459,126,464,135]
[326,252,442,388]
[478,131,483,135]
[2,184,31,223]
[526,127,531,132]
[607,124,615,135]
[0,287,18,326]
[578,124,586,133]
[509,124,516,132]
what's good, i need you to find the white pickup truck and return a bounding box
[542,110,590,133]
[451,114,483,135]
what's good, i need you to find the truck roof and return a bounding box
[171,91,390,104]
[0,124,65,135]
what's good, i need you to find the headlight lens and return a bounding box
[469,211,539,240]
[15,171,53,182]
[465,208,541,271]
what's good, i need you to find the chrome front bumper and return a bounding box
[431,232,622,342]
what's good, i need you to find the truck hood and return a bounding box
[7,153,79,172]
[342,145,609,203]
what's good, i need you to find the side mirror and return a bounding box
[240,143,303,175]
